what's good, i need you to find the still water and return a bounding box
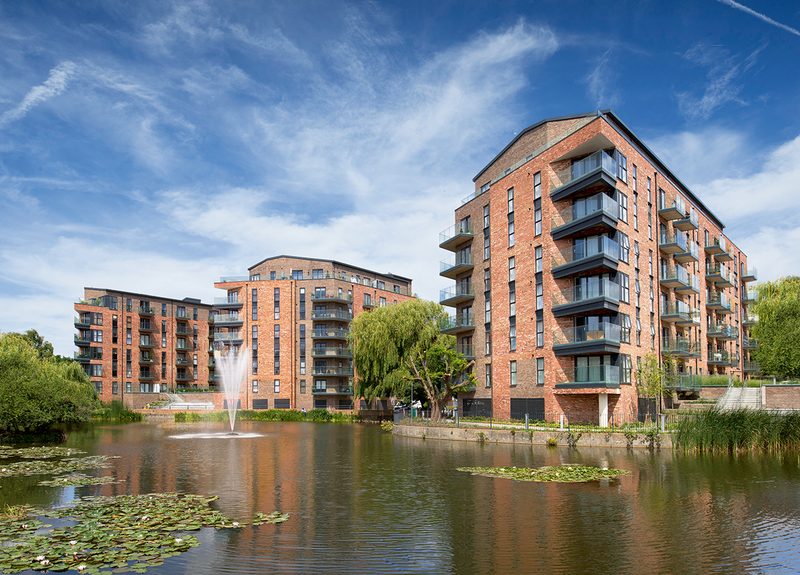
[3,420,800,575]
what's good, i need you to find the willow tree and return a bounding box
[753,277,800,379]
[348,299,475,422]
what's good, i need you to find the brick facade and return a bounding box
[440,110,756,423]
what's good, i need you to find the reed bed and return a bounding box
[674,408,800,452]
[174,409,359,423]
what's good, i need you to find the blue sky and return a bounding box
[1,0,799,355]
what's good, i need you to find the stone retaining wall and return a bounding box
[393,424,673,449]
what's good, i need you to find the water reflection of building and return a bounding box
[215,256,414,411]
[439,110,757,423]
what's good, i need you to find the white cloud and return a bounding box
[0,61,76,127]
[676,43,765,121]
[717,0,800,37]
[584,49,621,108]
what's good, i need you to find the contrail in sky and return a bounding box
[717,0,800,37]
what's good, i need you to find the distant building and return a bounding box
[438,110,757,424]
[74,256,414,410]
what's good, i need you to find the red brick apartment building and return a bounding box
[74,289,213,404]
[439,110,758,423]
[74,257,414,410]
[213,256,414,411]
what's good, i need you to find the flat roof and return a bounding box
[247,255,413,283]
[81,288,210,307]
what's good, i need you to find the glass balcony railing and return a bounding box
[661,300,692,321]
[743,337,759,349]
[662,337,701,356]
[659,230,688,252]
[439,284,475,304]
[674,209,699,230]
[553,321,621,346]
[312,383,354,394]
[659,195,686,214]
[213,296,242,306]
[311,310,353,321]
[440,252,474,276]
[310,293,353,302]
[705,236,727,254]
[213,314,242,323]
[213,332,243,341]
[552,236,620,269]
[311,348,352,358]
[742,267,758,281]
[439,222,474,248]
[311,367,354,376]
[556,365,621,386]
[552,278,620,308]
[707,323,738,339]
[743,313,759,325]
[707,292,730,310]
[660,264,689,286]
[550,192,618,231]
[457,344,475,358]
[743,361,761,372]
[441,313,474,332]
[708,349,734,364]
[742,288,758,303]
[675,242,700,261]
[311,329,350,339]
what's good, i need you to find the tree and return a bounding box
[753,277,800,379]
[0,332,99,432]
[6,329,55,360]
[349,299,475,422]
[636,352,668,416]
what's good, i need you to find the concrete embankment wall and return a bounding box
[393,424,673,449]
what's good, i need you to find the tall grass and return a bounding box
[675,408,800,452]
[94,401,144,423]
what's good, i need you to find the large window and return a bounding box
[510,361,517,386]
[619,193,628,223]
[485,364,492,387]
[509,257,515,281]
[535,246,542,273]
[536,358,544,385]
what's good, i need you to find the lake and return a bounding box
[3,420,800,574]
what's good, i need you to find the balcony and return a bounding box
[742,288,758,303]
[74,335,91,347]
[311,309,353,322]
[139,356,156,365]
[674,242,700,264]
[673,209,699,231]
[176,373,193,382]
[552,321,621,356]
[660,264,689,289]
[706,292,733,314]
[213,332,243,343]
[707,323,738,340]
[707,350,735,366]
[661,337,701,358]
[705,262,729,284]
[675,274,700,294]
[312,383,354,395]
[550,192,618,240]
[550,150,617,203]
[310,293,353,304]
[742,313,759,326]
[439,284,475,307]
[660,300,692,323]
[214,313,243,326]
[175,358,193,367]
[716,245,735,263]
[138,305,155,316]
[704,236,727,256]
[311,329,350,339]
[139,323,155,332]
[658,230,688,255]
[658,195,686,221]
[362,299,378,309]
[311,348,352,358]
[439,252,474,279]
[441,313,475,335]
[551,236,619,279]
[743,361,761,372]
[457,344,475,359]
[176,327,192,335]
[439,222,474,251]
[138,339,157,349]
[743,337,759,350]
[138,373,155,381]
[554,365,621,390]
[311,367,354,376]
[551,278,620,318]
[73,352,91,363]
[742,267,758,282]
[213,297,243,309]
[74,317,91,329]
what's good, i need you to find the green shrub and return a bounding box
[95,401,143,423]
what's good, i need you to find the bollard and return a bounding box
[660,414,666,432]
[525,413,529,430]
[559,413,565,431]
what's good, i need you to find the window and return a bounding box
[193,308,198,321]
[300,379,306,394]
[536,280,543,311]
[509,291,516,316]
[484,229,490,260]
[536,319,544,347]
[486,364,492,387]
[533,172,541,200]
[621,355,632,384]
[126,328,131,345]
[274,379,280,393]
[616,151,628,183]
[270,271,276,280]
[621,274,630,303]
[380,297,386,307]
[534,199,542,236]
[274,287,280,320]
[126,381,132,393]
[633,191,639,231]
[483,204,490,229]
[252,379,258,393]
[507,187,514,212]
[619,193,628,223]
[177,305,186,318]
[485,299,491,323]
[509,257,515,281]
[112,381,118,395]
[536,358,544,385]
[648,251,653,276]
[299,288,305,320]
[480,182,490,194]
[484,268,491,292]
[510,361,517,386]
[508,214,515,247]
[162,303,167,316]
[485,326,492,355]
[619,232,630,264]
[291,270,303,280]
[509,322,517,351]
[312,269,323,279]
[364,293,372,306]
[535,246,542,273]
[632,164,637,192]
[621,314,631,344]
[634,241,640,269]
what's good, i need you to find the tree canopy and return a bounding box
[348,299,475,422]
[0,331,99,432]
[753,276,800,379]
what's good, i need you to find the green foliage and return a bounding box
[94,401,144,423]
[753,277,800,378]
[675,408,800,452]
[636,352,666,401]
[173,409,358,424]
[4,329,54,359]
[380,421,393,432]
[458,465,630,483]
[0,332,99,432]
[349,299,476,422]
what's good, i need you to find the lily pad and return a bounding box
[457,464,630,483]
[38,474,125,487]
[0,456,119,478]
[0,447,87,460]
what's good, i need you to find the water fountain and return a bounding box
[214,345,249,432]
